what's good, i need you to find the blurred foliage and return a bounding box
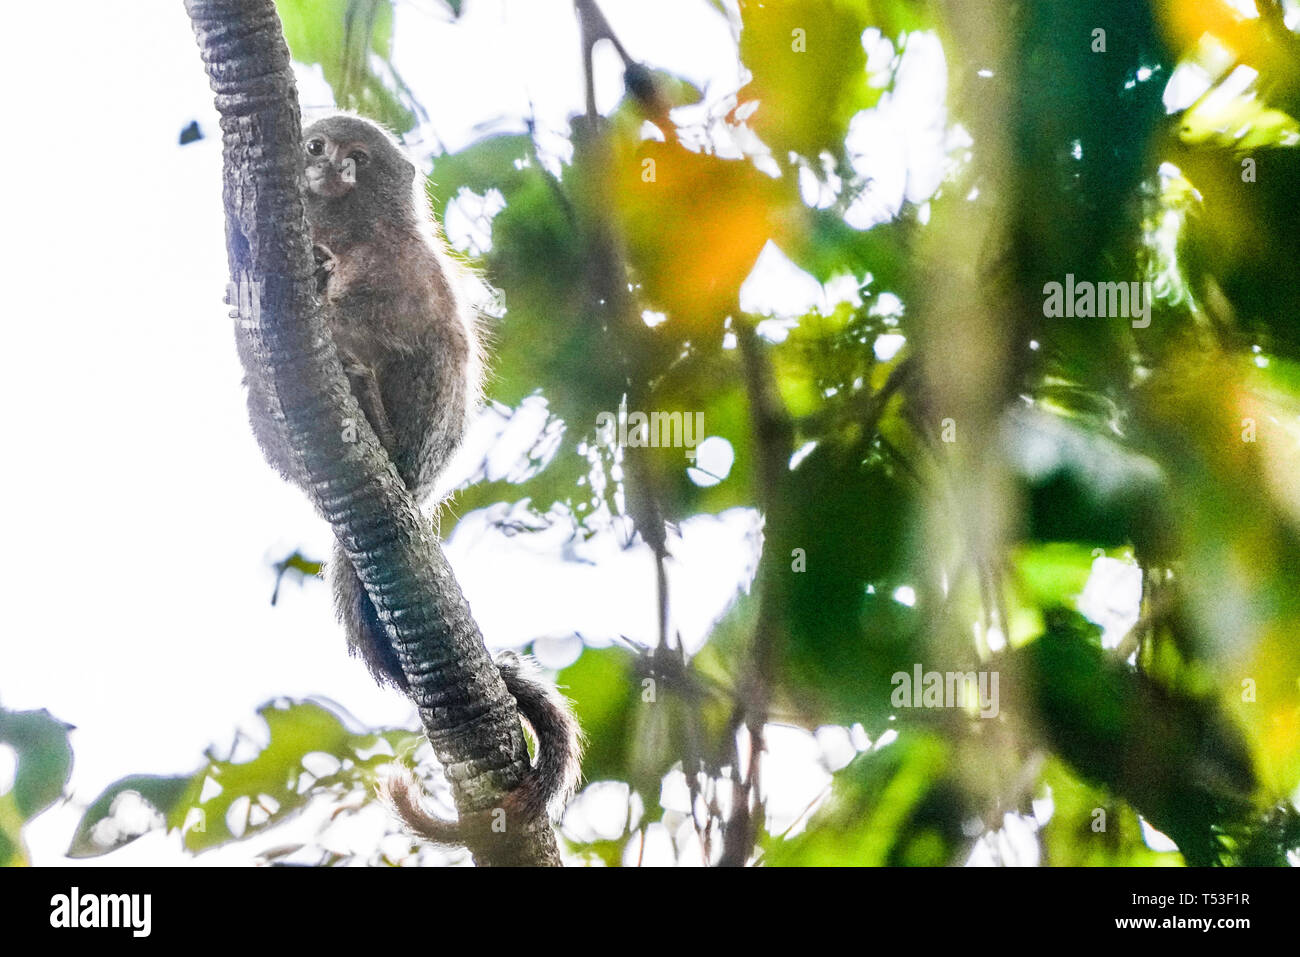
[277,0,420,131]
[1013,609,1258,866]
[67,700,431,865]
[20,0,1299,867]
[765,732,961,866]
[0,708,72,866]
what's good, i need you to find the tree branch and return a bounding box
[185,0,559,866]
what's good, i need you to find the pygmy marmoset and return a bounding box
[240,113,580,841]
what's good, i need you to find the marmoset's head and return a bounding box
[302,114,419,225]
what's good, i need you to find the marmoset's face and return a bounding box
[303,131,367,198]
[302,115,414,201]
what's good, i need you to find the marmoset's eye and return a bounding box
[306,138,325,156]
[349,150,370,168]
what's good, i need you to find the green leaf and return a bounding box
[67,774,193,859]
[765,733,960,866]
[1037,758,1182,866]
[71,700,410,858]
[1013,542,1098,608]
[276,0,417,132]
[775,443,920,729]
[0,707,73,819]
[185,700,359,853]
[0,708,74,866]
[736,0,881,163]
[1015,609,1259,865]
[559,648,639,788]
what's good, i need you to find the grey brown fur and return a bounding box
[384,652,583,845]
[240,113,579,840]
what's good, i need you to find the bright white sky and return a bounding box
[0,0,1013,866]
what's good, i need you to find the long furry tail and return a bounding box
[381,652,584,844]
[497,651,584,819]
[381,764,464,845]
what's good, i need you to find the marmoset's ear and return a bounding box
[398,154,417,187]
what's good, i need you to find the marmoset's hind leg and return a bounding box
[342,356,401,460]
[381,340,470,500]
[329,536,409,691]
